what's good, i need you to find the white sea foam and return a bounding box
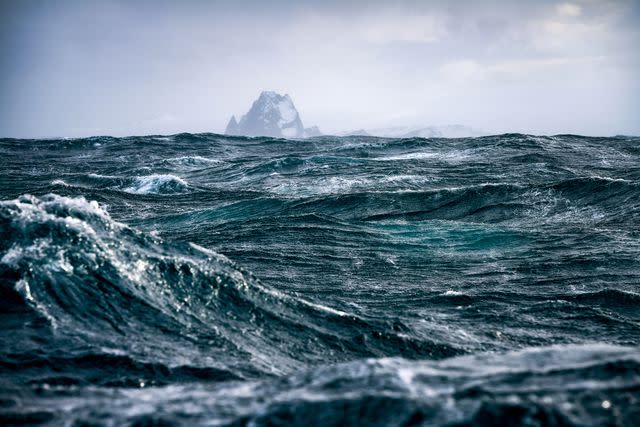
[164,156,222,166]
[125,174,188,194]
[87,173,119,179]
[265,174,434,197]
[588,175,633,183]
[379,152,440,161]
[378,149,477,162]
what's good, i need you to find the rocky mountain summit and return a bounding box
[225,91,321,138]
[225,91,481,139]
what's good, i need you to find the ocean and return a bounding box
[1,133,639,426]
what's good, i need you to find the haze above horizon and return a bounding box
[1,0,638,138]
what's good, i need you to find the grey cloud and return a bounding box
[0,0,638,137]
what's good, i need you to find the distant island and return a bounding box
[225,91,321,138]
[225,91,483,139]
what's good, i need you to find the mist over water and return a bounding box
[0,133,639,425]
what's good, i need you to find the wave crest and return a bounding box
[125,174,189,194]
[0,194,459,387]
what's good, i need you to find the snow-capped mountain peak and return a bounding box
[225,91,320,138]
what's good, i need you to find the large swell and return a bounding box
[0,133,639,426]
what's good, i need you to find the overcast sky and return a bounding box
[1,0,638,137]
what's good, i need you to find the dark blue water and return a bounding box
[1,133,639,426]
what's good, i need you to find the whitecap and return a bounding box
[125,174,188,195]
[163,156,222,167]
[379,152,439,161]
[377,149,477,162]
[87,173,119,179]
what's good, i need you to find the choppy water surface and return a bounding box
[1,133,639,426]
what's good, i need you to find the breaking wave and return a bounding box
[125,174,189,194]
